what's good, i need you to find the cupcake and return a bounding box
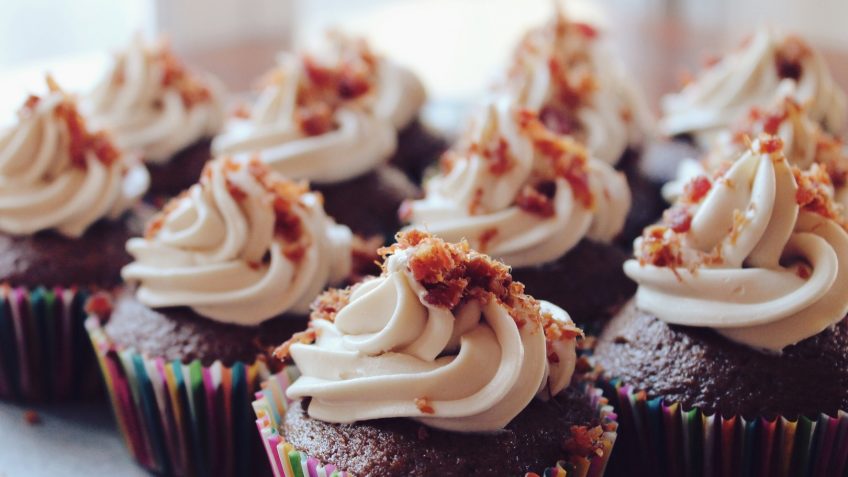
[253,230,617,476]
[500,8,659,241]
[403,99,635,329]
[0,76,149,401]
[85,157,356,475]
[594,137,848,475]
[661,26,846,148]
[212,32,435,239]
[664,84,848,207]
[85,35,226,199]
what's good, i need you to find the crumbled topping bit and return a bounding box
[266,32,379,136]
[23,410,41,425]
[794,163,847,227]
[85,292,114,320]
[775,35,811,81]
[517,109,594,210]
[414,397,435,414]
[563,425,605,458]
[310,287,353,323]
[272,328,317,363]
[155,45,213,107]
[509,11,598,132]
[663,205,693,233]
[635,225,684,269]
[37,77,122,168]
[681,175,712,204]
[378,230,548,328]
[478,227,499,253]
[543,312,583,363]
[470,136,514,175]
[146,158,312,260]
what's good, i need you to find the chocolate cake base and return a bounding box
[284,387,598,476]
[0,215,144,289]
[595,300,848,419]
[314,165,420,242]
[103,291,308,367]
[511,239,635,331]
[389,118,448,184]
[146,138,213,200]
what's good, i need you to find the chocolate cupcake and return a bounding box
[660,27,846,149]
[403,99,635,329]
[253,231,617,477]
[212,32,431,240]
[664,84,848,208]
[499,8,660,242]
[85,157,357,475]
[0,77,149,401]
[594,137,848,475]
[84,35,226,199]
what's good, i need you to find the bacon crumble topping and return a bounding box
[29,77,123,169]
[274,230,583,362]
[261,33,380,137]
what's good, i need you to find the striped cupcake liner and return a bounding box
[0,285,96,401]
[86,316,273,477]
[599,378,848,477]
[252,367,619,477]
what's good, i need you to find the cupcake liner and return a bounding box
[598,377,848,477]
[0,285,95,401]
[252,367,618,477]
[86,316,273,476]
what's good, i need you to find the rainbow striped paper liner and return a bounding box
[252,367,618,477]
[599,377,848,477]
[0,285,96,401]
[86,316,274,476]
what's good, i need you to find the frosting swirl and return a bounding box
[661,27,847,146]
[212,33,424,184]
[664,86,848,208]
[280,231,581,432]
[405,100,630,268]
[121,157,352,326]
[85,35,225,164]
[0,78,149,238]
[628,137,848,351]
[502,10,653,165]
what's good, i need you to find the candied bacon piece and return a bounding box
[663,205,693,233]
[681,175,712,204]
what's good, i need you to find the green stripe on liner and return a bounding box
[187,361,207,477]
[288,450,304,477]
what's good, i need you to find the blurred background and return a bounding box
[3,0,848,120]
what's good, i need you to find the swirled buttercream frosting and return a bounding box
[403,99,630,268]
[212,32,425,184]
[85,35,225,164]
[0,77,149,238]
[661,27,847,145]
[664,86,848,208]
[502,9,653,164]
[121,157,352,326]
[276,230,583,432]
[628,136,848,351]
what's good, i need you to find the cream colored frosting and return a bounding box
[406,99,630,268]
[286,245,579,432]
[663,85,848,207]
[122,157,352,325]
[628,139,848,351]
[661,26,847,146]
[212,54,397,184]
[212,33,425,184]
[0,82,149,238]
[503,11,654,165]
[86,35,225,164]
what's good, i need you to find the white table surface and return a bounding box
[0,400,148,477]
